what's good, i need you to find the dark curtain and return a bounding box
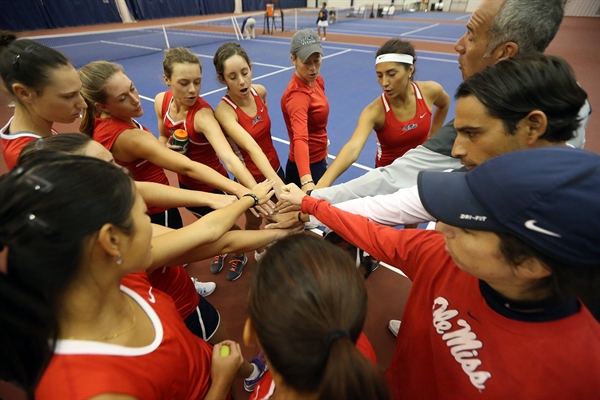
[242,0,263,12]
[126,0,201,20]
[42,0,121,28]
[280,0,306,8]
[242,0,306,12]
[0,0,52,31]
[198,0,234,15]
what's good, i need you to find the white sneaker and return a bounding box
[322,37,326,41]
[254,248,267,262]
[191,277,216,296]
[388,319,401,337]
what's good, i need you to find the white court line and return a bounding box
[323,48,352,59]
[271,136,373,172]
[419,56,458,64]
[401,23,440,36]
[327,29,457,44]
[197,53,288,69]
[455,14,471,20]
[100,40,162,51]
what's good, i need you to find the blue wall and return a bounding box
[0,0,240,32]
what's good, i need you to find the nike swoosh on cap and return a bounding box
[524,220,562,238]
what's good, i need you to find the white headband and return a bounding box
[375,53,414,65]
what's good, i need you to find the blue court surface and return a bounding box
[37,13,466,185]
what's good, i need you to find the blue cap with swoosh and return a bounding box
[418,147,600,267]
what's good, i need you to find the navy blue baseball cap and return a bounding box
[418,147,600,267]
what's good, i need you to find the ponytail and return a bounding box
[249,235,389,399]
[78,61,124,138]
[79,98,98,137]
[319,338,389,400]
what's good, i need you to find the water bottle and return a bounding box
[171,129,189,154]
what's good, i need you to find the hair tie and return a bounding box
[324,328,351,351]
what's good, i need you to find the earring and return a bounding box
[115,255,123,265]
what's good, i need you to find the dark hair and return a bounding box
[163,47,201,80]
[485,0,564,56]
[0,155,136,393]
[78,61,124,137]
[497,232,599,321]
[18,133,91,165]
[213,42,251,84]
[0,34,72,98]
[249,234,389,400]
[455,53,587,142]
[375,38,417,78]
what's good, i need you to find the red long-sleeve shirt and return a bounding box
[280,74,329,177]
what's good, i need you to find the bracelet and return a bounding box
[297,211,303,222]
[243,193,259,207]
[301,180,314,187]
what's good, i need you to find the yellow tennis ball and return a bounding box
[220,344,230,357]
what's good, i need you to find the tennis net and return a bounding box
[26,15,260,68]
[291,6,372,30]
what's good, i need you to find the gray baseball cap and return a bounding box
[290,29,323,62]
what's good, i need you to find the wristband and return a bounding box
[243,193,259,207]
[301,180,314,187]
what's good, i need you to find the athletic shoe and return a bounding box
[190,277,216,297]
[388,319,401,337]
[210,254,227,274]
[322,37,326,41]
[244,352,269,392]
[226,254,247,281]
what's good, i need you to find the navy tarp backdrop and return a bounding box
[0,0,121,31]
[0,0,306,32]
[125,0,202,20]
[243,0,307,11]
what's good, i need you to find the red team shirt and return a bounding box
[148,265,199,320]
[250,332,378,400]
[0,117,57,170]
[281,74,329,177]
[375,82,431,168]
[221,87,281,182]
[301,196,600,400]
[161,91,229,192]
[36,272,214,399]
[93,117,169,215]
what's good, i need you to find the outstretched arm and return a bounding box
[195,107,258,190]
[112,128,250,198]
[135,181,236,210]
[310,120,461,204]
[423,81,450,137]
[164,227,298,267]
[148,180,275,271]
[215,94,285,196]
[315,100,380,188]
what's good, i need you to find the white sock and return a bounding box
[246,363,259,380]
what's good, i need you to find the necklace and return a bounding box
[68,294,137,341]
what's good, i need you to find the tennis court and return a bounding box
[29,11,466,185]
[1,8,599,400]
